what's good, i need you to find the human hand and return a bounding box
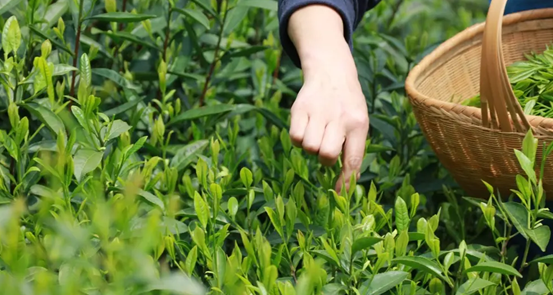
[290,63,369,193]
[286,4,369,193]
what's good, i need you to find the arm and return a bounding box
[278,0,381,68]
[277,1,381,193]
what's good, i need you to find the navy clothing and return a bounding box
[278,0,552,68]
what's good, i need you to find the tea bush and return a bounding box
[1,0,553,294]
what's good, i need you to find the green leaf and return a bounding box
[352,237,382,254]
[2,16,21,55]
[29,26,74,56]
[139,190,165,210]
[169,104,236,125]
[86,12,157,23]
[465,261,522,278]
[395,197,410,232]
[236,0,277,11]
[103,97,145,117]
[194,192,209,229]
[73,149,104,181]
[0,0,22,15]
[521,279,549,295]
[514,149,536,183]
[455,278,496,295]
[103,120,131,141]
[93,68,141,91]
[502,202,529,239]
[526,225,551,252]
[24,103,65,135]
[392,256,452,286]
[529,254,553,265]
[145,273,206,295]
[359,271,409,295]
[170,140,209,171]
[80,53,91,86]
[173,8,210,30]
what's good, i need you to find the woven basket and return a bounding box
[405,0,553,199]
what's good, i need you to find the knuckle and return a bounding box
[302,142,320,154]
[346,156,363,169]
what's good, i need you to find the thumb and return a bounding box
[335,128,367,194]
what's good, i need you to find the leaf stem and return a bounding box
[70,0,86,99]
[199,0,228,107]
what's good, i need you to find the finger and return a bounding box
[335,127,368,193]
[318,121,345,166]
[289,110,308,147]
[302,117,326,155]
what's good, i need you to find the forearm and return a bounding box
[277,0,381,68]
[287,5,356,76]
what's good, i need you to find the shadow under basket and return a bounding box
[405,6,553,199]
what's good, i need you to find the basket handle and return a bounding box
[480,0,531,132]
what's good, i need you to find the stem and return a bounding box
[199,0,228,107]
[519,240,531,273]
[70,0,86,99]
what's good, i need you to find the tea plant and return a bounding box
[0,0,553,294]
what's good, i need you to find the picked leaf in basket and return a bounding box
[462,44,553,118]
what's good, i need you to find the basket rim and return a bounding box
[405,8,553,134]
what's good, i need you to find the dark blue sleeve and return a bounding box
[278,0,381,68]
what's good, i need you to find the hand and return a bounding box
[290,63,369,193]
[286,4,369,193]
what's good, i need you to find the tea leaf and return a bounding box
[24,103,65,135]
[236,0,278,11]
[392,256,451,286]
[395,197,409,232]
[139,190,165,210]
[169,104,236,125]
[455,277,496,295]
[173,8,210,30]
[352,237,382,254]
[194,192,209,229]
[2,16,21,55]
[359,271,409,295]
[465,261,522,278]
[73,149,104,181]
[0,0,22,15]
[86,12,157,23]
[145,273,206,295]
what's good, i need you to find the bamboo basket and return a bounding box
[405,0,553,199]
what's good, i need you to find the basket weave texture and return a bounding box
[405,5,553,198]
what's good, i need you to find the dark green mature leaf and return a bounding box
[139,190,165,210]
[526,225,551,252]
[93,68,141,91]
[104,120,131,141]
[465,261,522,278]
[73,149,104,181]
[0,0,22,15]
[521,279,549,295]
[103,97,145,117]
[236,0,277,11]
[455,278,496,295]
[86,12,157,23]
[173,8,210,30]
[29,26,74,56]
[529,254,553,264]
[392,256,451,285]
[352,237,382,254]
[170,140,209,171]
[24,103,65,135]
[359,271,409,295]
[502,202,529,239]
[169,104,236,125]
[100,30,159,51]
